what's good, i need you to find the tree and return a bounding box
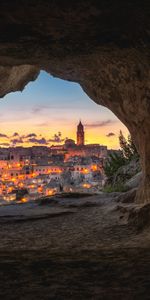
[104,131,139,184]
[104,152,126,183]
[119,130,139,161]
[127,134,139,160]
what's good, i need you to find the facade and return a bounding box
[64,144,107,160]
[33,164,63,175]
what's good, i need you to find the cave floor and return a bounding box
[0,195,150,300]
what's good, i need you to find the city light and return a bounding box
[91,165,97,171]
[20,197,28,203]
[46,189,56,196]
[82,183,91,189]
[0,122,107,204]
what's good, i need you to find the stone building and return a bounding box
[77,121,84,146]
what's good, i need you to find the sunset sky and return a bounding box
[0,71,128,149]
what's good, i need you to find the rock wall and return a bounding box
[0,0,149,202]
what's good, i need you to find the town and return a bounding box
[0,121,112,204]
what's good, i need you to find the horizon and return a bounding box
[0,71,128,149]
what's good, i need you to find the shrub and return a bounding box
[103,184,128,193]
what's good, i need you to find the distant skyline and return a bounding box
[0,71,128,149]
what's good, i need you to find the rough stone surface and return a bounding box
[116,188,137,203]
[112,159,141,186]
[0,1,149,202]
[0,65,39,96]
[125,171,142,190]
[128,203,150,231]
[0,197,150,298]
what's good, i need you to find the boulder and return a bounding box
[125,172,142,190]
[128,204,150,231]
[112,159,141,186]
[116,188,137,203]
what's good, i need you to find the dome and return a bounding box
[64,139,76,148]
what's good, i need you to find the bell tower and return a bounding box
[77,121,84,146]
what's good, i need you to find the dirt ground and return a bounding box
[0,194,150,300]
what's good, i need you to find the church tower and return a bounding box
[77,121,84,146]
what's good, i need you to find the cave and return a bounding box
[0,0,149,203]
